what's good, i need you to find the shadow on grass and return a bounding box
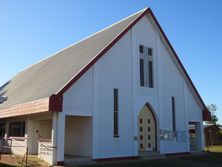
[17,156,50,167]
[0,163,15,167]
[0,154,50,167]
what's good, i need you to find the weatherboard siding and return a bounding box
[63,68,93,116]
[61,12,204,159]
[93,30,134,159]
[135,15,202,154]
[157,29,188,153]
[186,83,203,122]
[131,15,160,155]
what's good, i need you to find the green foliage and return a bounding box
[207,104,218,125]
[218,132,222,140]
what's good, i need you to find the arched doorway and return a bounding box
[138,104,157,152]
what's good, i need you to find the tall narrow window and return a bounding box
[139,45,154,88]
[0,123,5,138]
[172,97,176,131]
[113,89,119,137]
[140,59,144,86]
[139,45,144,53]
[148,61,153,88]
[148,48,153,88]
[148,48,152,56]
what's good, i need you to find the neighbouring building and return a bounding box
[0,8,211,165]
[204,124,222,146]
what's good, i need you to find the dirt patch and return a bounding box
[0,154,50,167]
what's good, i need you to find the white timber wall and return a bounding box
[131,15,160,156]
[92,30,134,159]
[63,68,93,116]
[157,27,188,153]
[62,13,204,159]
[185,83,204,150]
[0,113,53,155]
[186,84,203,122]
[63,64,94,158]
[132,14,203,154]
[26,114,53,155]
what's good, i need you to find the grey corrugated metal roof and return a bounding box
[0,9,146,109]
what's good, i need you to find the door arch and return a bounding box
[138,104,157,152]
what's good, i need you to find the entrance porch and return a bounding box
[189,122,204,152]
[0,112,93,165]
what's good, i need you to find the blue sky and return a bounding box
[0,0,221,123]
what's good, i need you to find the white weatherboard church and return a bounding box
[0,8,211,165]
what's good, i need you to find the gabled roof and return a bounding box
[0,8,146,110]
[0,8,210,120]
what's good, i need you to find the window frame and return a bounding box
[0,123,6,138]
[139,45,154,88]
[9,121,25,137]
[113,88,119,138]
[139,45,144,53]
[148,61,153,88]
[172,97,176,131]
[140,59,145,86]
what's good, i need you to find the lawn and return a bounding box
[205,145,222,152]
[0,154,49,167]
[78,153,222,167]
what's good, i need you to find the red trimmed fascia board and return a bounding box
[49,94,63,112]
[49,8,209,117]
[56,161,64,166]
[202,109,211,121]
[48,8,149,111]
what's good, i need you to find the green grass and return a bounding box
[0,154,49,167]
[205,145,222,152]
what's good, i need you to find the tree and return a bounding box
[207,104,218,125]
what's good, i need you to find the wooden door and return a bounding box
[138,105,156,152]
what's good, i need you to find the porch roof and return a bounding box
[0,97,50,118]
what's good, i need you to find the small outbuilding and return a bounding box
[204,124,222,146]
